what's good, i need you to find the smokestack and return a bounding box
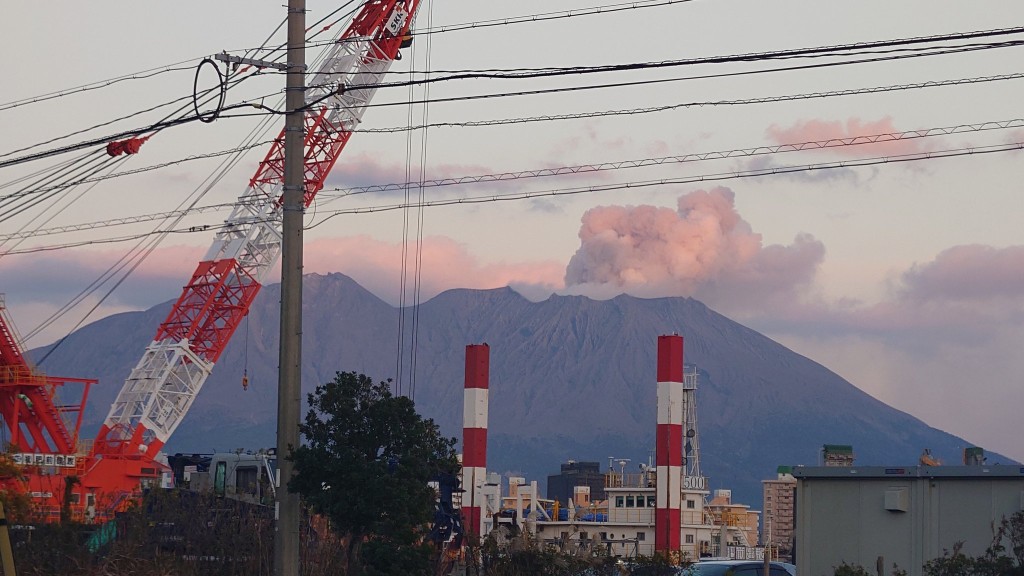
[462,343,490,537]
[655,334,683,555]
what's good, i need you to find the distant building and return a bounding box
[821,444,855,467]
[706,489,760,550]
[547,460,606,505]
[761,466,796,562]
[793,465,1024,576]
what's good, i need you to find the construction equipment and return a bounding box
[0,0,422,522]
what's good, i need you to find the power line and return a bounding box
[12,139,1017,255]
[407,0,696,38]
[0,202,245,243]
[13,68,1019,209]
[7,117,1021,249]
[351,72,1024,134]
[348,41,1024,109]
[317,118,1024,199]
[0,62,198,113]
[0,140,275,203]
[340,31,1024,91]
[307,141,1024,222]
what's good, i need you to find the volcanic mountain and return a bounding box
[33,272,996,505]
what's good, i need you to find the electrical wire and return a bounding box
[9,117,1022,253]
[403,0,695,38]
[1,140,276,202]
[14,139,1020,256]
[0,201,243,242]
[22,3,367,347]
[306,141,1024,222]
[0,62,199,113]
[349,41,1024,109]
[409,0,436,402]
[317,118,1024,200]
[340,35,1024,91]
[12,69,1019,239]
[351,72,1024,134]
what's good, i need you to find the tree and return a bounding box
[288,371,460,576]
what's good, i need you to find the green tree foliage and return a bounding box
[288,371,460,576]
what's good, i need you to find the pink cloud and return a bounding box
[0,244,205,346]
[563,187,825,307]
[766,117,931,157]
[303,235,564,305]
[0,244,203,306]
[325,152,496,191]
[745,244,1024,343]
[898,245,1024,302]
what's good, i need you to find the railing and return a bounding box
[605,472,654,488]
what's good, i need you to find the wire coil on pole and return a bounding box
[193,58,226,123]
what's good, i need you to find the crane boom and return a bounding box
[84,0,422,510]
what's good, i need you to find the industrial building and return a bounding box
[793,464,1024,576]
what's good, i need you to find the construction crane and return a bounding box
[1,0,422,522]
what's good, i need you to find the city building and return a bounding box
[761,466,796,562]
[547,460,607,505]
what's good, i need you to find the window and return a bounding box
[636,495,645,508]
[686,499,696,509]
[236,466,258,496]
[685,534,694,544]
[626,495,635,507]
[647,495,656,507]
[71,493,81,504]
[580,532,588,540]
[214,461,227,496]
[600,532,607,541]
[637,532,645,541]
[616,496,624,508]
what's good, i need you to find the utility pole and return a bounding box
[275,0,305,574]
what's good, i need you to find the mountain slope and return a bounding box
[32,272,1001,505]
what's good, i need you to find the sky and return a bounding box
[2,1,1023,461]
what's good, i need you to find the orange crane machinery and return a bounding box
[0,296,95,521]
[3,0,422,521]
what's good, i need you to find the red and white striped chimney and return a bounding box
[655,334,684,555]
[462,343,489,537]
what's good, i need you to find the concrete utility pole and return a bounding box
[274,0,305,574]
